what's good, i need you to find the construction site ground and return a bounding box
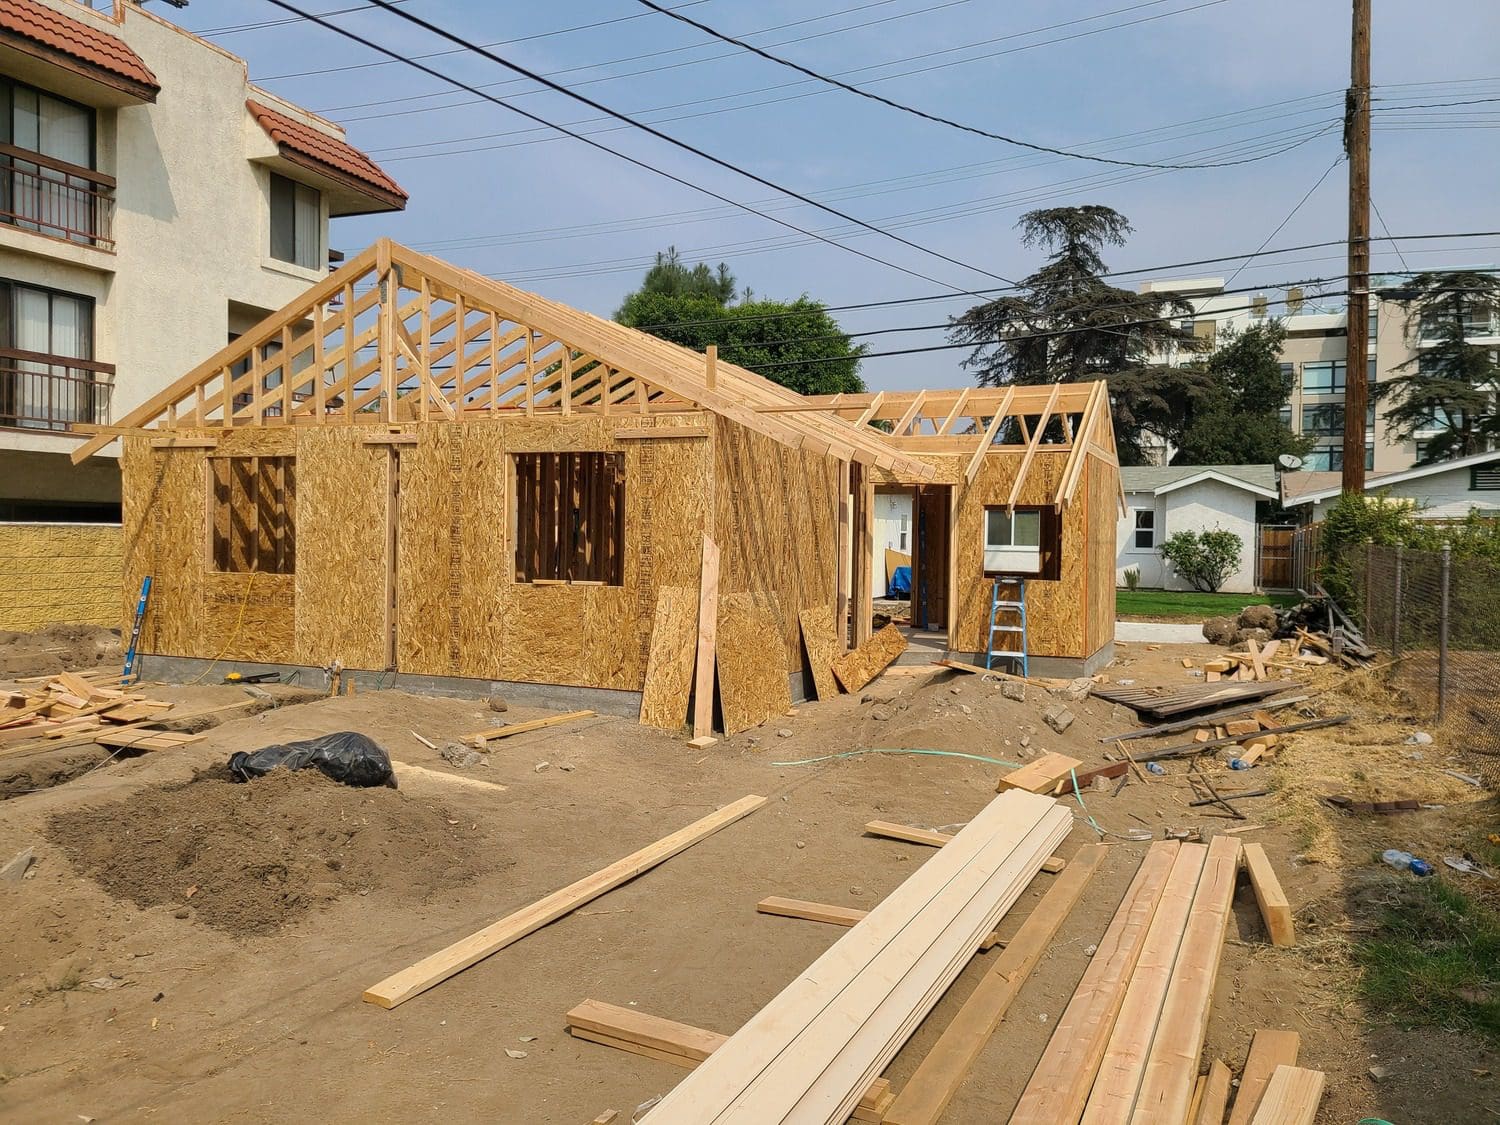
[1,640,1494,1124]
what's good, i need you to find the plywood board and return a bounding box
[717,592,791,735]
[798,604,842,701]
[831,622,908,693]
[639,586,697,731]
[997,751,1084,794]
[692,534,720,740]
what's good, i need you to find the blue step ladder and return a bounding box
[985,576,1029,676]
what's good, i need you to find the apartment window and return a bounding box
[1302,403,1344,437]
[0,78,110,245]
[1417,407,1464,435]
[1278,402,1293,428]
[210,456,296,574]
[0,278,108,430]
[1132,509,1155,550]
[269,172,321,269]
[1305,444,1374,472]
[983,506,1060,578]
[1368,303,1378,339]
[513,452,624,585]
[1472,466,1500,491]
[1301,360,1346,395]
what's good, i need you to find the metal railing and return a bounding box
[0,144,116,250]
[0,350,115,431]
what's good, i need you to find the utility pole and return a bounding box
[1342,0,1371,494]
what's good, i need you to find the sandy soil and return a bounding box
[0,646,1494,1123]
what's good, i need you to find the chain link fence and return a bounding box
[1351,542,1500,781]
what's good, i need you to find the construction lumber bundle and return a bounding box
[645,789,1072,1123]
[0,668,176,755]
[1010,834,1243,1125]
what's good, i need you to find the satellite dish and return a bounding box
[1277,453,1304,471]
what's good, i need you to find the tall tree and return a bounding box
[617,251,866,396]
[1173,321,1313,465]
[1377,270,1500,463]
[947,206,1203,462]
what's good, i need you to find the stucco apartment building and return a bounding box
[0,0,407,519]
[1139,274,1496,475]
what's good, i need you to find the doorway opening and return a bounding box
[870,483,951,658]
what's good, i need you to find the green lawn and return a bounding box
[1116,588,1299,622]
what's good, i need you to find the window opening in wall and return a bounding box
[269,172,321,269]
[210,456,296,574]
[513,452,624,585]
[1133,508,1155,550]
[983,506,1061,579]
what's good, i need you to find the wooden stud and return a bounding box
[1192,1059,1233,1125]
[997,751,1083,794]
[1226,1030,1301,1125]
[467,710,595,747]
[1242,843,1294,947]
[964,387,1015,485]
[1248,1066,1324,1125]
[691,534,720,743]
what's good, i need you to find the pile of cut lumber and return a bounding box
[644,789,1071,1123]
[0,668,177,752]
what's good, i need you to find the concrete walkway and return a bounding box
[1115,621,1204,644]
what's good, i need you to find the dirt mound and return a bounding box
[49,768,499,935]
[0,623,121,678]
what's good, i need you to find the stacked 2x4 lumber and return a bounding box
[863,820,1067,873]
[645,789,1072,1123]
[1225,1029,1300,1125]
[363,794,766,1009]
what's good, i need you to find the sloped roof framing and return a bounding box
[70,240,933,479]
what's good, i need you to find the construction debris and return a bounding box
[0,667,175,753]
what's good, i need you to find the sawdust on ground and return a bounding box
[48,766,500,935]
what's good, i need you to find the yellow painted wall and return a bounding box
[0,523,124,632]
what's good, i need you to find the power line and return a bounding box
[280,0,1020,294]
[1224,155,1344,287]
[631,0,1329,172]
[192,1,408,37]
[1371,198,1411,273]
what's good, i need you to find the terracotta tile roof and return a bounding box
[246,99,406,210]
[0,0,159,97]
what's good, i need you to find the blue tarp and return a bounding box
[887,565,912,597]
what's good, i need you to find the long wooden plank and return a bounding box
[1008,841,1182,1125]
[883,844,1106,1125]
[1192,1059,1233,1125]
[998,751,1084,795]
[864,821,1067,873]
[469,710,595,747]
[362,794,766,1008]
[648,791,1070,1122]
[1127,835,1243,1125]
[691,534,721,741]
[1247,1066,1323,1125]
[1241,843,1295,947]
[1081,843,1209,1125]
[1225,1029,1300,1125]
[757,896,1007,952]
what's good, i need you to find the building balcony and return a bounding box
[0,350,114,433]
[0,144,115,251]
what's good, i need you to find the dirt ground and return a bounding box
[0,642,1495,1123]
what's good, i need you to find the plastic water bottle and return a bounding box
[1382,849,1434,876]
[1145,761,1166,776]
[1229,758,1253,770]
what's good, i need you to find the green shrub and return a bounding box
[1159,528,1243,593]
[1123,565,1141,591]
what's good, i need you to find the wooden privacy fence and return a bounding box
[1255,525,1295,590]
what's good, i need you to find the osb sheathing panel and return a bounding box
[712,415,839,667]
[1084,457,1119,656]
[946,450,1088,659]
[717,591,791,734]
[293,427,390,670]
[638,585,698,730]
[204,571,295,662]
[396,415,711,688]
[120,438,204,658]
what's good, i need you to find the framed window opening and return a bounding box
[209,455,296,574]
[983,505,1060,579]
[269,172,322,270]
[513,451,625,585]
[1132,508,1156,551]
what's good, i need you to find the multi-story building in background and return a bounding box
[0,0,406,519]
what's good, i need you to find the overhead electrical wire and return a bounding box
[629,0,1332,172]
[263,0,1016,296]
[193,1,408,37]
[1224,155,1344,287]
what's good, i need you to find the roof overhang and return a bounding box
[1286,449,1500,506]
[246,99,407,216]
[1153,470,1277,500]
[0,32,157,106]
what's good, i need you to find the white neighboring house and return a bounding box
[1117,465,1277,593]
[872,489,913,598]
[1282,449,1500,522]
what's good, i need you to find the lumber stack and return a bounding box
[0,668,174,754]
[1009,834,1243,1125]
[645,789,1072,1123]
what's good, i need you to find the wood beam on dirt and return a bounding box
[997,751,1083,795]
[1132,715,1350,763]
[1226,1029,1301,1125]
[755,895,1006,951]
[467,710,595,748]
[1247,1065,1324,1125]
[363,794,766,1009]
[1241,843,1295,947]
[862,820,1066,873]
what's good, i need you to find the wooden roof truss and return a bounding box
[71,240,933,479]
[792,382,1124,510]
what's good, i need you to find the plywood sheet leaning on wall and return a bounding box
[798,605,842,701]
[395,424,456,676]
[639,586,698,730]
[717,592,791,734]
[294,427,392,670]
[832,622,908,693]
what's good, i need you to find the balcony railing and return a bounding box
[0,349,115,432]
[0,144,116,250]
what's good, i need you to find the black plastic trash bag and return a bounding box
[227,731,396,788]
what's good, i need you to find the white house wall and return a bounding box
[1308,467,1500,521]
[1117,491,1166,587]
[1118,481,1259,593]
[873,489,913,598]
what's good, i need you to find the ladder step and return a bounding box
[990,625,1025,634]
[994,601,1025,609]
[988,652,1025,662]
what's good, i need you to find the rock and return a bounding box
[1233,626,1272,647]
[441,742,483,769]
[795,841,806,849]
[777,728,794,738]
[0,846,35,882]
[1202,615,1238,645]
[1061,677,1093,703]
[1019,734,1031,748]
[534,761,550,773]
[488,693,509,713]
[849,885,865,898]
[1368,1064,1394,1082]
[1001,680,1026,702]
[1237,603,1279,632]
[558,762,575,772]
[1405,731,1433,745]
[173,909,189,920]
[959,704,972,716]
[949,686,961,695]
[505,1049,528,1059]
[870,706,893,722]
[1043,705,1075,734]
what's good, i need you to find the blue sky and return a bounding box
[186,0,1500,391]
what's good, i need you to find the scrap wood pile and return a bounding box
[1203,590,1377,672]
[0,668,197,755]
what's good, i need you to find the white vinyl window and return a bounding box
[269,172,321,269]
[1133,509,1155,550]
[984,508,1041,574]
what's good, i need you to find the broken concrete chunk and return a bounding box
[1043,705,1075,734]
[1061,677,1093,703]
[870,706,893,721]
[1001,680,1026,702]
[441,743,484,769]
[0,846,35,882]
[488,693,509,713]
